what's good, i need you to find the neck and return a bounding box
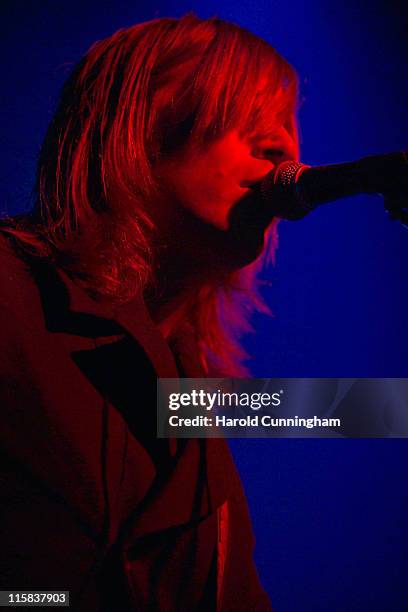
[145,247,207,339]
[144,202,234,336]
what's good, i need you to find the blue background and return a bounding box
[1,1,407,610]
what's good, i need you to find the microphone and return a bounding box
[259,151,408,225]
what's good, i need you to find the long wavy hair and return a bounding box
[2,14,299,376]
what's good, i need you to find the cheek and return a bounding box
[156,132,250,230]
[182,185,232,230]
[177,161,242,230]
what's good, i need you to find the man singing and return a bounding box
[0,14,298,610]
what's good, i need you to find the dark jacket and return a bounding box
[0,231,272,611]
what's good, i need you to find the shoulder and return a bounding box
[0,229,43,325]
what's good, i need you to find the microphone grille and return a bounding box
[274,161,308,186]
[260,160,312,220]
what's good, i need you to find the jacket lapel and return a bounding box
[23,262,235,543]
[55,267,179,379]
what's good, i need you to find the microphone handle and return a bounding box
[298,151,408,206]
[260,151,408,221]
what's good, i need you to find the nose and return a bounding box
[240,126,298,188]
[251,126,298,164]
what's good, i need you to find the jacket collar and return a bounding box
[53,266,180,379]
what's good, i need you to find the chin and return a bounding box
[175,198,268,272]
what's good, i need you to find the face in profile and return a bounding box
[152,121,298,270]
[156,126,298,231]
